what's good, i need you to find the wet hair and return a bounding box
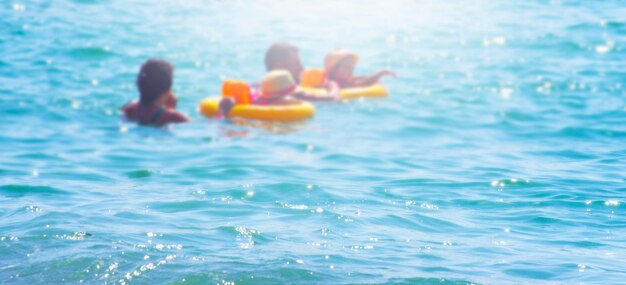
[136,59,173,105]
[264,42,299,71]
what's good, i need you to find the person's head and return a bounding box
[137,59,173,105]
[265,43,303,82]
[324,49,359,82]
[261,70,299,99]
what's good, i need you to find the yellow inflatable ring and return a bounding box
[300,84,388,100]
[199,97,315,121]
[299,68,389,100]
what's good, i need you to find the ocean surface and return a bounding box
[2,0,626,284]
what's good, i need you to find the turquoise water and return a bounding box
[2,0,626,283]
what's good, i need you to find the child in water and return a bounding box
[219,69,340,116]
[324,49,396,88]
[122,59,189,126]
[256,70,307,105]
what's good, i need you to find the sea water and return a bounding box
[1,0,626,284]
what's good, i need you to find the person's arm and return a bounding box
[292,82,340,101]
[292,91,337,101]
[352,69,396,87]
[161,110,189,125]
[121,101,138,119]
[163,92,178,109]
[218,97,236,117]
[121,100,137,111]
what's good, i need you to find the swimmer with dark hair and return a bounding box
[122,59,189,126]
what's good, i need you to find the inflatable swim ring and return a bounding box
[301,84,388,100]
[299,68,389,100]
[199,97,315,121]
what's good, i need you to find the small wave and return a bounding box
[605,21,626,32]
[71,0,105,4]
[0,184,69,196]
[559,126,626,139]
[67,46,114,59]
[126,169,153,179]
[566,22,605,32]
[385,276,475,284]
[149,200,211,213]
[518,34,587,53]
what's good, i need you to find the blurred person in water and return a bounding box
[122,59,189,126]
[264,42,305,84]
[324,49,396,88]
